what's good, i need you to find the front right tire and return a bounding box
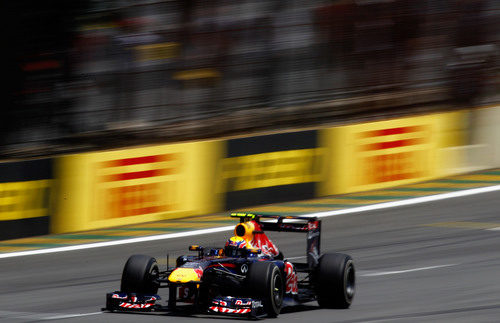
[121,254,159,294]
[247,262,284,317]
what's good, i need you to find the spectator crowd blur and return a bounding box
[2,0,499,156]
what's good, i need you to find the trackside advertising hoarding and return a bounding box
[36,110,467,235]
[218,130,326,210]
[0,158,53,240]
[52,141,222,233]
[319,111,468,195]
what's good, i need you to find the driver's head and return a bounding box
[224,236,247,257]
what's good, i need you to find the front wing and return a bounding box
[104,291,265,318]
[105,292,161,311]
[209,296,264,317]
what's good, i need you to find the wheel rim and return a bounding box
[345,264,355,300]
[150,265,159,279]
[272,274,283,306]
[148,264,160,291]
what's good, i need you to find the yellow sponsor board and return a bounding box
[320,111,468,195]
[219,148,325,192]
[0,180,52,221]
[134,42,180,61]
[52,141,223,233]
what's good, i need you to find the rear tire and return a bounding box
[121,254,159,294]
[315,253,355,309]
[247,262,284,317]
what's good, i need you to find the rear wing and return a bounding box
[230,212,321,269]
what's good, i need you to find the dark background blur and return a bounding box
[2,0,499,158]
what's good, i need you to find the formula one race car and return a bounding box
[104,213,355,318]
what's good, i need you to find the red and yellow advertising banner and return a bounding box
[50,110,468,233]
[52,141,223,233]
[319,111,468,195]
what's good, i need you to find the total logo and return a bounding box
[252,300,262,309]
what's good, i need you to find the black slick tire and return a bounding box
[121,254,159,294]
[247,262,284,318]
[315,253,355,309]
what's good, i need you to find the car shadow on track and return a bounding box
[280,304,321,314]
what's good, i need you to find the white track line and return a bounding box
[2,184,500,259]
[286,256,306,260]
[361,264,457,277]
[307,184,500,219]
[0,310,102,321]
[0,226,234,259]
[41,311,103,320]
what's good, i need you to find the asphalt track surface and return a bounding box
[2,190,500,322]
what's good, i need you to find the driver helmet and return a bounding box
[224,236,248,257]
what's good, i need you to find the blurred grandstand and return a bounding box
[2,0,499,158]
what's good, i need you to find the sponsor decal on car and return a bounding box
[308,221,319,231]
[250,221,280,257]
[251,300,262,309]
[235,299,252,306]
[111,293,128,299]
[118,302,154,309]
[208,306,251,314]
[285,262,298,294]
[168,267,203,283]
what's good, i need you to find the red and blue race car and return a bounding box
[104,212,355,318]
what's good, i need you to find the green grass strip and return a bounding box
[437,179,500,184]
[390,187,458,192]
[50,234,133,240]
[0,243,69,248]
[343,195,414,200]
[112,227,181,232]
[173,219,235,224]
[282,203,360,208]
[113,227,208,232]
[243,211,305,216]
[480,171,500,175]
